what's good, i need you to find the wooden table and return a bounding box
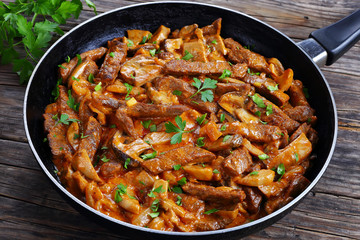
[1,0,359,239]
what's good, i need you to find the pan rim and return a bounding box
[23,0,338,236]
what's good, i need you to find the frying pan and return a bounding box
[23,2,360,239]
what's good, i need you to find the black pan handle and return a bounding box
[309,9,360,66]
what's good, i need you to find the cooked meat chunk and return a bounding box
[97,39,127,84]
[289,80,310,107]
[284,105,315,122]
[215,82,251,96]
[115,107,138,138]
[182,182,245,206]
[223,122,282,142]
[223,147,252,176]
[224,38,270,74]
[141,146,216,174]
[204,134,243,152]
[78,116,101,160]
[126,102,190,118]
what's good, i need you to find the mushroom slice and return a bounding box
[72,149,102,182]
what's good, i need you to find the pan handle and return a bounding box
[298,9,360,67]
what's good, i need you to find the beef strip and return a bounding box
[245,95,300,133]
[289,122,311,143]
[242,187,263,214]
[164,59,246,78]
[215,82,252,96]
[78,116,102,160]
[115,107,138,138]
[59,47,107,82]
[204,134,243,152]
[223,121,282,142]
[224,38,270,74]
[182,182,245,206]
[141,145,216,174]
[223,147,252,176]
[125,102,190,118]
[284,105,315,122]
[58,85,78,120]
[97,39,128,84]
[289,80,310,107]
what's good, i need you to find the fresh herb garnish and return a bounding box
[149,49,156,57]
[204,208,219,215]
[67,90,79,111]
[211,40,217,44]
[182,50,193,60]
[249,94,266,108]
[109,124,116,128]
[73,134,79,140]
[223,135,231,142]
[259,119,268,125]
[127,39,134,47]
[165,116,192,144]
[266,104,273,116]
[220,113,225,123]
[88,73,94,83]
[65,56,70,63]
[149,199,160,218]
[80,133,89,139]
[267,84,279,91]
[149,124,157,132]
[255,111,261,117]
[196,113,207,125]
[173,90,182,96]
[219,69,232,79]
[140,151,157,160]
[58,64,67,69]
[76,54,82,66]
[303,87,309,99]
[109,52,115,57]
[249,171,259,176]
[294,153,299,162]
[196,137,205,147]
[57,113,79,125]
[213,169,220,174]
[176,196,182,206]
[220,125,227,131]
[124,158,130,169]
[171,186,183,194]
[71,76,80,82]
[258,154,269,160]
[101,155,110,162]
[141,120,152,129]
[191,77,217,102]
[276,163,285,181]
[94,82,102,91]
[51,79,62,101]
[177,177,187,186]
[124,83,133,100]
[173,164,182,171]
[148,185,165,198]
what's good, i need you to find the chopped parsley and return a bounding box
[204,208,219,215]
[165,116,193,144]
[223,135,231,142]
[149,49,156,57]
[127,39,134,47]
[109,52,115,57]
[67,90,79,111]
[88,73,94,83]
[124,158,130,169]
[141,120,152,129]
[220,125,227,131]
[294,153,299,162]
[124,83,133,100]
[172,90,182,96]
[148,185,165,198]
[196,113,207,125]
[196,137,205,147]
[267,84,279,91]
[101,155,110,162]
[182,50,193,60]
[266,104,273,116]
[76,54,82,66]
[191,77,217,102]
[213,169,220,174]
[249,171,259,176]
[220,113,225,123]
[149,124,157,132]
[219,69,232,79]
[177,177,187,186]
[140,151,157,160]
[94,82,102,91]
[58,64,66,69]
[71,76,80,82]
[276,163,286,181]
[173,164,182,171]
[57,114,79,125]
[258,154,269,160]
[176,196,182,206]
[249,94,266,108]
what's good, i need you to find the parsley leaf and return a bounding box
[109,52,115,57]
[127,39,134,47]
[149,48,156,57]
[220,113,226,123]
[190,78,217,102]
[177,177,187,186]
[148,185,164,198]
[173,164,182,171]
[124,83,133,100]
[88,73,94,83]
[182,50,193,60]
[173,90,182,96]
[67,90,79,111]
[249,94,266,108]
[165,115,192,144]
[267,84,279,91]
[204,209,219,215]
[219,69,232,79]
[141,120,152,129]
[196,137,205,147]
[124,158,130,169]
[196,113,207,125]
[213,169,220,174]
[176,196,182,206]
[249,171,259,176]
[276,163,286,181]
[266,104,273,116]
[258,154,269,160]
[94,82,102,91]
[57,113,79,125]
[223,135,231,142]
[140,151,157,160]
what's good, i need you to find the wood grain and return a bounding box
[1,0,359,239]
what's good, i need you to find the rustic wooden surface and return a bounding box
[1,0,359,239]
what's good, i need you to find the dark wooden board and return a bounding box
[1,0,359,239]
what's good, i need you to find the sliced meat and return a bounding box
[125,102,190,118]
[120,55,163,87]
[59,47,107,82]
[141,146,216,174]
[127,29,151,46]
[97,39,128,84]
[242,187,263,214]
[164,59,236,76]
[243,74,290,106]
[289,123,311,143]
[215,82,251,96]
[223,147,252,176]
[115,107,138,138]
[182,182,245,206]
[78,116,102,160]
[289,79,310,107]
[201,18,222,36]
[47,123,72,157]
[223,121,282,142]
[245,94,300,133]
[204,134,243,152]
[283,105,315,122]
[58,85,78,120]
[224,38,270,74]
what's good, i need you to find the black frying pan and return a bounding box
[23,2,360,239]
